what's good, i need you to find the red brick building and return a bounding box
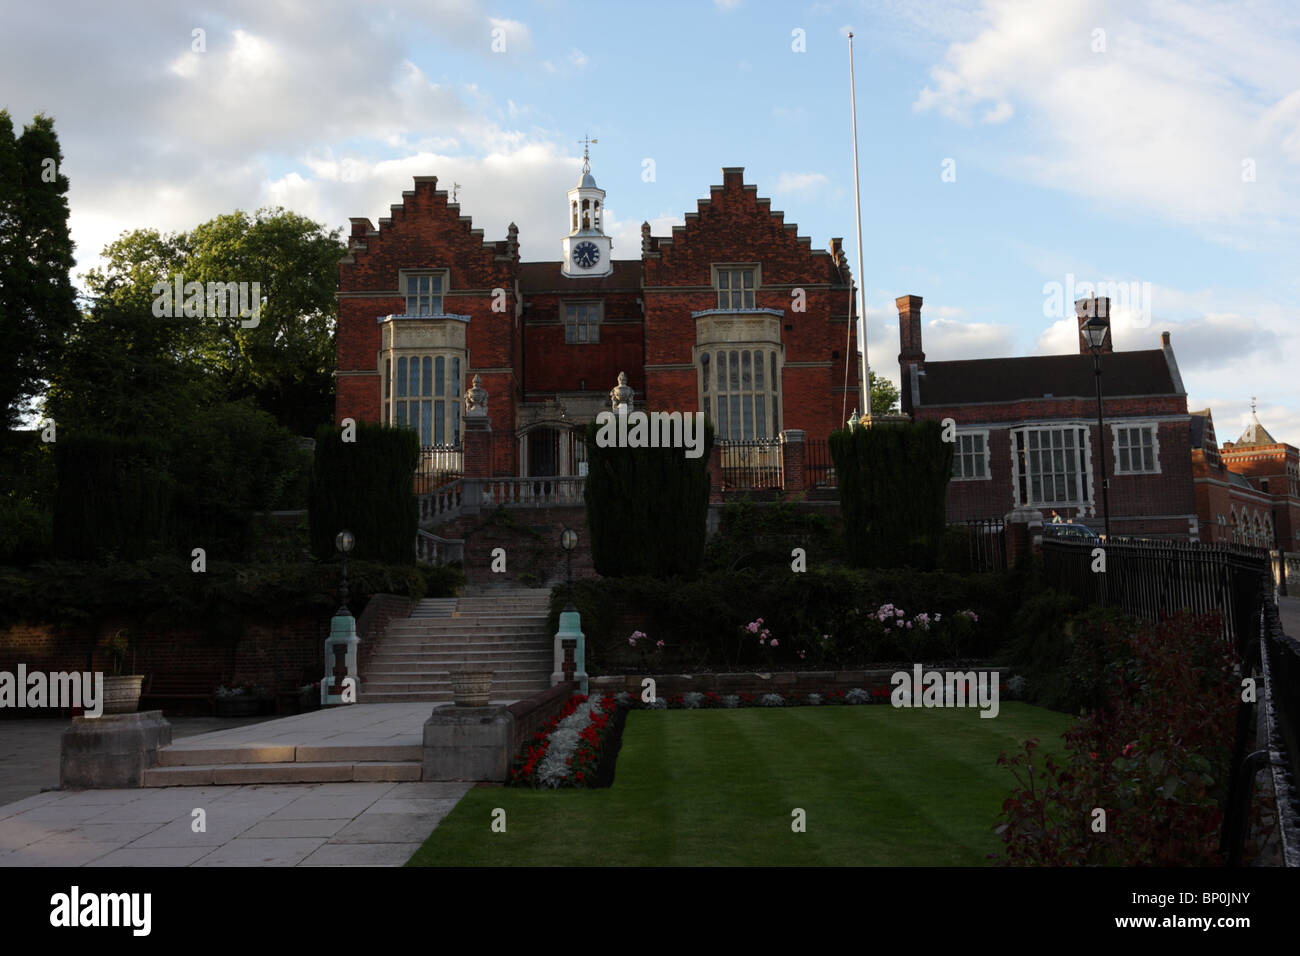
[335,159,860,477]
[898,295,1198,538]
[1193,405,1300,550]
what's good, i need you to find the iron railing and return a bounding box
[804,438,837,490]
[954,518,1007,573]
[415,444,462,494]
[1041,537,1269,646]
[720,439,781,491]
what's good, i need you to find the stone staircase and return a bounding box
[360,588,554,703]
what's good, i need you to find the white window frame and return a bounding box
[712,263,760,311]
[388,352,463,446]
[563,300,601,344]
[701,346,780,441]
[401,269,449,317]
[1112,420,1160,475]
[1011,423,1094,510]
[951,429,991,481]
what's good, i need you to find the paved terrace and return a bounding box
[0,703,495,867]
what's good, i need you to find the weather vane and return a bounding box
[579,134,597,174]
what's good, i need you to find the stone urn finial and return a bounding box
[465,374,488,416]
[610,371,634,410]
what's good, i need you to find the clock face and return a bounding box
[573,241,600,269]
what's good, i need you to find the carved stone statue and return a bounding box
[609,371,634,410]
[465,374,488,415]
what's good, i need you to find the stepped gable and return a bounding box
[337,174,517,290]
[642,167,840,286]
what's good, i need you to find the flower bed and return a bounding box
[509,694,618,789]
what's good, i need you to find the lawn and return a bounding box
[407,701,1073,866]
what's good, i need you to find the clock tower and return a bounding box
[561,136,613,278]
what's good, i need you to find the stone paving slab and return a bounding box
[0,780,473,867]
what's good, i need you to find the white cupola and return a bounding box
[561,136,612,278]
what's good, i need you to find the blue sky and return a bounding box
[3,0,1298,440]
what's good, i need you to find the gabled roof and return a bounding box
[518,260,642,293]
[1189,409,1217,451]
[1235,411,1277,446]
[914,350,1177,406]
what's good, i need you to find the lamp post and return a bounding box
[334,529,355,615]
[560,527,578,610]
[1081,317,1112,539]
[321,529,359,706]
[554,528,586,693]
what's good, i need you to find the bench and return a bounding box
[139,672,222,716]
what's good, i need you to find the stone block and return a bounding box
[60,711,173,790]
[422,704,514,782]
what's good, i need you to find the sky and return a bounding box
[3,0,1298,443]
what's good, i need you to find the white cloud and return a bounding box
[912,0,1300,238]
[774,171,830,195]
[569,48,589,69]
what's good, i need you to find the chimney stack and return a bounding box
[897,295,925,367]
[1075,296,1112,354]
[897,295,925,416]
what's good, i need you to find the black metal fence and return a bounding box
[1259,600,1300,865]
[720,439,782,491]
[1040,535,1298,865]
[1041,537,1269,646]
[414,445,462,494]
[804,438,837,490]
[954,518,1007,573]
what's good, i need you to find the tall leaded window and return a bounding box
[715,267,756,310]
[952,431,990,480]
[392,354,461,445]
[404,272,445,316]
[564,302,600,343]
[1013,425,1091,508]
[701,347,780,440]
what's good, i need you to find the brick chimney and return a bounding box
[1075,296,1112,354]
[897,295,925,417]
[897,295,925,367]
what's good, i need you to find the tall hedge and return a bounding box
[829,419,952,568]
[308,422,418,563]
[584,417,713,578]
[53,434,173,560]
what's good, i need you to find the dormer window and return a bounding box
[404,270,446,316]
[715,265,757,310]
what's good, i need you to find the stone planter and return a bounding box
[451,670,494,707]
[102,675,144,715]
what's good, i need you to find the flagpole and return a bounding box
[848,31,870,422]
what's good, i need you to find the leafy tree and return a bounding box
[869,371,900,417]
[0,111,78,430]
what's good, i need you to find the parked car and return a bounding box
[1043,521,1101,543]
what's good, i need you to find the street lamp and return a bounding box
[560,528,578,610]
[1081,317,1111,539]
[334,530,355,616]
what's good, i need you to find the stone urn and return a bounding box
[450,670,494,707]
[102,675,145,715]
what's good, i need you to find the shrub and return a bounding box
[308,421,418,563]
[0,494,53,565]
[583,417,713,578]
[830,420,952,569]
[995,612,1237,866]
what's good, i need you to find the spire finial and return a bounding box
[579,134,597,174]
[1251,396,1257,416]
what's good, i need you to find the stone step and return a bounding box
[143,761,421,786]
[366,661,551,676]
[364,673,550,691]
[156,743,422,767]
[368,653,551,667]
